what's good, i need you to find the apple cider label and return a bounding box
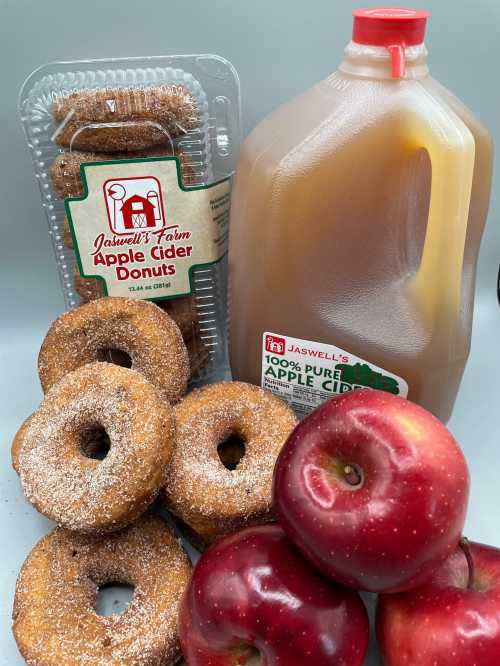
[262,332,409,418]
[66,157,231,300]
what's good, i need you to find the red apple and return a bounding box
[377,539,500,664]
[273,390,470,593]
[179,524,369,665]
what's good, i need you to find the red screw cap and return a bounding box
[352,8,430,78]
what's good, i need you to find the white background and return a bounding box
[1,0,500,663]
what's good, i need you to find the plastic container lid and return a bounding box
[352,8,431,78]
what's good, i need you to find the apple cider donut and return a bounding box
[50,147,196,201]
[12,515,191,665]
[73,267,106,302]
[38,297,189,404]
[158,296,199,339]
[15,362,174,533]
[71,277,199,345]
[11,414,34,475]
[164,382,298,547]
[63,215,74,248]
[186,337,210,378]
[53,85,199,152]
[14,418,115,479]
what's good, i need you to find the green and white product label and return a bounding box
[262,332,409,418]
[66,157,231,300]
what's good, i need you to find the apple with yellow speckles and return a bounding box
[273,390,470,593]
[377,539,500,664]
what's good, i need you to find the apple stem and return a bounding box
[459,537,475,591]
[343,464,363,487]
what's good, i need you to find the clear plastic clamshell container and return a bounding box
[19,55,241,385]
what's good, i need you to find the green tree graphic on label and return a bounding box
[335,363,400,395]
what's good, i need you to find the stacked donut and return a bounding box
[11,297,297,665]
[48,84,209,378]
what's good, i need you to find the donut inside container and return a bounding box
[19,56,241,385]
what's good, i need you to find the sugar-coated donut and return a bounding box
[67,286,207,377]
[11,414,34,475]
[52,85,199,152]
[158,295,200,343]
[71,277,199,344]
[38,297,189,404]
[50,147,197,202]
[185,337,210,378]
[164,382,298,547]
[12,515,191,665]
[63,215,74,248]
[15,362,174,533]
[56,148,197,250]
[12,412,112,476]
[73,268,106,302]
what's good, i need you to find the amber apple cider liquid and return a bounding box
[229,39,492,422]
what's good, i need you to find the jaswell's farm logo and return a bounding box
[103,175,166,235]
[265,335,286,355]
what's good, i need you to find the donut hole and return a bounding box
[79,425,111,461]
[217,431,247,471]
[97,347,132,368]
[95,582,135,617]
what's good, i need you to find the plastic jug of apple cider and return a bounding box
[228,8,493,422]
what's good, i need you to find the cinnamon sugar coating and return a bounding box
[164,382,298,547]
[52,85,199,152]
[157,296,200,343]
[50,147,197,202]
[73,269,106,302]
[11,413,34,475]
[156,297,209,376]
[12,515,191,665]
[63,215,74,248]
[185,337,210,377]
[38,297,189,405]
[15,362,175,533]
[66,287,206,377]
[70,281,199,345]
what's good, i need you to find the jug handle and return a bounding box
[408,109,475,320]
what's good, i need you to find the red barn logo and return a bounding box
[265,335,286,355]
[103,176,165,235]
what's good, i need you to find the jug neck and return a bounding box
[339,41,429,80]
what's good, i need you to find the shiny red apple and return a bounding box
[178,524,369,665]
[273,389,470,593]
[377,539,500,664]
